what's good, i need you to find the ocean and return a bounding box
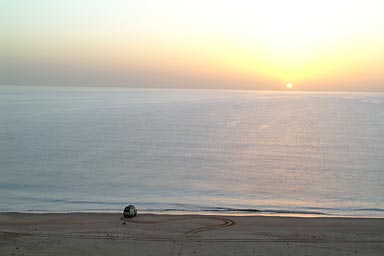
[1,86,383,217]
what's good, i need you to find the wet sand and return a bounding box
[1,213,384,256]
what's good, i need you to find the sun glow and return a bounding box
[2,0,384,91]
[127,0,384,88]
[286,83,294,89]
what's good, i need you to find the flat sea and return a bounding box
[1,85,383,217]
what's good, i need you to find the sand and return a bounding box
[1,213,383,256]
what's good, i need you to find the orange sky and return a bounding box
[2,0,384,91]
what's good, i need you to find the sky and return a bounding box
[1,0,384,91]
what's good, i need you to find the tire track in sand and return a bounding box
[170,217,235,256]
[3,216,235,256]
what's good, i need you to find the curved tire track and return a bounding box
[170,217,235,256]
[183,218,235,236]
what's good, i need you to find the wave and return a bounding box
[348,208,384,212]
[3,198,384,217]
[143,206,384,217]
[150,207,330,216]
[211,207,329,215]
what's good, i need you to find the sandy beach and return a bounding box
[1,213,383,255]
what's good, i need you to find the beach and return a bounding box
[1,213,383,255]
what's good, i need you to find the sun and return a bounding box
[286,83,294,89]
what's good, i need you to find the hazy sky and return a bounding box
[1,0,384,91]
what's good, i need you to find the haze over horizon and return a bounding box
[2,0,384,92]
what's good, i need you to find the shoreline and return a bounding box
[1,212,383,255]
[2,210,384,219]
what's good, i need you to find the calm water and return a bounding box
[1,86,383,217]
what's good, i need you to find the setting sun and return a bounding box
[286,83,294,89]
